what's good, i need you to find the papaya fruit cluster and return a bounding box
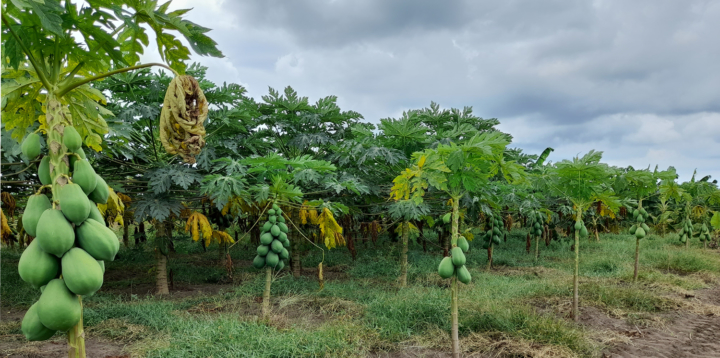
[628,207,650,239]
[698,223,711,242]
[574,218,589,239]
[437,242,471,284]
[482,212,504,249]
[253,204,290,270]
[678,217,693,244]
[19,127,117,341]
[527,210,544,237]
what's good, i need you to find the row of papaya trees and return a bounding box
[2,2,720,358]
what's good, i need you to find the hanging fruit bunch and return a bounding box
[678,216,693,247]
[19,126,117,342]
[698,223,711,247]
[574,216,589,240]
[253,203,290,270]
[628,205,650,240]
[526,210,545,258]
[159,75,208,164]
[437,227,471,285]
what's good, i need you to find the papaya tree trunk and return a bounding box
[450,196,460,358]
[262,267,272,320]
[123,221,130,247]
[487,244,493,270]
[156,253,169,295]
[67,296,85,358]
[573,209,580,322]
[594,227,599,242]
[291,231,301,278]
[400,221,408,288]
[633,238,640,282]
[535,235,540,260]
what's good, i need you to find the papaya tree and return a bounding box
[1,1,222,355]
[388,200,430,287]
[544,150,618,321]
[391,132,524,358]
[614,167,676,281]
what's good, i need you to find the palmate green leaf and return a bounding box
[201,174,247,211]
[389,200,430,221]
[133,194,182,222]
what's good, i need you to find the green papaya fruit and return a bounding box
[280,248,289,260]
[269,215,277,223]
[635,227,646,239]
[58,183,90,225]
[262,222,272,231]
[36,209,75,257]
[72,160,97,195]
[534,222,541,230]
[38,156,52,185]
[278,222,289,233]
[268,209,276,215]
[282,238,290,248]
[636,215,644,223]
[457,265,471,284]
[271,224,281,236]
[257,244,270,256]
[493,227,501,236]
[265,251,279,267]
[68,149,86,171]
[443,213,451,224]
[279,232,288,241]
[97,260,105,274]
[61,248,103,296]
[457,237,469,253]
[22,133,41,160]
[641,223,650,233]
[574,221,582,231]
[536,213,544,222]
[271,239,284,253]
[252,255,265,269]
[62,126,82,151]
[438,257,454,279]
[88,201,104,223]
[535,229,543,236]
[482,242,490,250]
[276,260,285,271]
[37,279,81,331]
[19,239,59,288]
[451,247,466,266]
[492,235,501,245]
[633,209,639,218]
[260,233,273,245]
[639,208,647,216]
[580,226,589,238]
[23,194,52,238]
[22,303,56,341]
[272,204,280,211]
[88,175,109,204]
[76,218,119,261]
[629,225,637,235]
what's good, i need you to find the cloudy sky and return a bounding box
[142,0,720,181]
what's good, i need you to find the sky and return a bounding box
[140,0,720,182]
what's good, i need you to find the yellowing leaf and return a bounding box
[212,230,235,245]
[185,211,213,243]
[1,210,12,241]
[317,207,344,249]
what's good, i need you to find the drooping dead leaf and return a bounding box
[185,211,213,244]
[159,75,208,164]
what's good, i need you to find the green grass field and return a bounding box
[2,230,719,357]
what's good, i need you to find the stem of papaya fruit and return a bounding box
[67,296,85,358]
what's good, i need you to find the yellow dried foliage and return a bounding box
[117,192,132,204]
[97,188,125,228]
[159,75,208,164]
[185,211,213,245]
[299,201,318,225]
[316,207,345,249]
[1,210,12,241]
[211,230,235,245]
[222,197,258,216]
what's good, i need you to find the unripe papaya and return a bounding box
[268,209,276,215]
[97,260,105,274]
[38,156,52,185]
[19,239,59,288]
[457,237,469,253]
[252,255,265,269]
[88,201,104,223]
[633,209,639,218]
[22,133,41,160]
[257,244,270,256]
[280,248,289,260]
[534,222,541,230]
[37,279,81,331]
[271,239,284,253]
[639,208,647,216]
[457,265,471,284]
[635,227,646,239]
[443,213,451,224]
[636,215,644,223]
[272,204,280,211]
[278,216,286,223]
[279,232,288,241]
[260,233,273,245]
[21,303,56,341]
[535,229,542,236]
[23,193,52,238]
[88,175,109,204]
[269,215,277,223]
[580,226,589,238]
[61,248,104,296]
[574,221,582,231]
[36,209,75,257]
[72,160,97,195]
[262,222,272,232]
[493,227,501,236]
[271,224,281,236]
[58,183,90,225]
[69,149,86,171]
[76,218,119,261]
[451,247,466,266]
[62,126,82,151]
[276,260,285,271]
[438,257,454,278]
[282,238,290,248]
[265,251,279,267]
[278,222,289,233]
[629,225,637,235]
[641,223,650,233]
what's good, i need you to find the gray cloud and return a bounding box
[158,0,720,181]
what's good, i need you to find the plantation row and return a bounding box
[1,2,719,357]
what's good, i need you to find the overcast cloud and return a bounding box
[143,0,720,181]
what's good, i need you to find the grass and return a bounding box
[1,230,719,357]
